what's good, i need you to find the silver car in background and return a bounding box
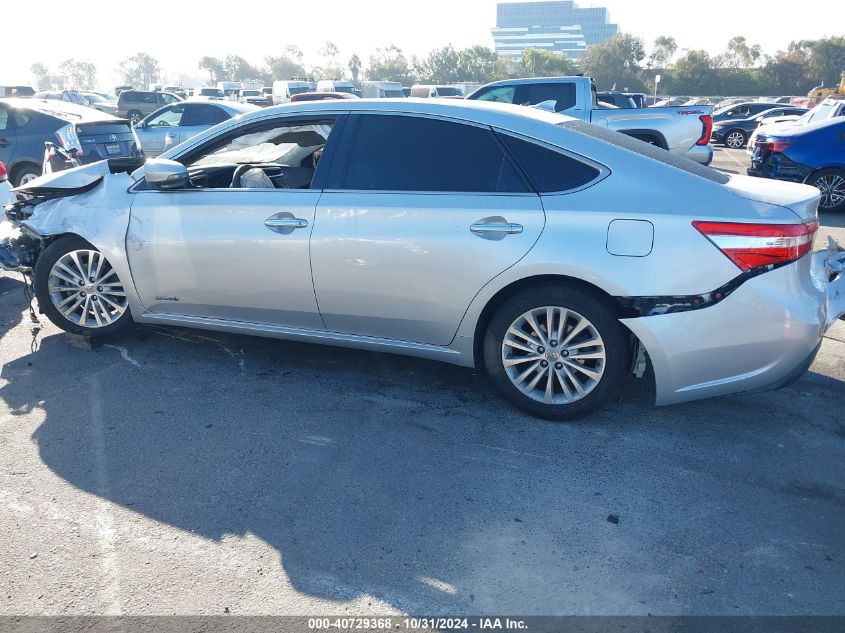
[133,100,258,157]
[2,99,844,420]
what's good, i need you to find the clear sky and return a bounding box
[4,0,841,88]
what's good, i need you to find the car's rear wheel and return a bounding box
[127,110,142,126]
[34,236,133,337]
[724,129,747,149]
[808,169,845,212]
[13,164,41,187]
[483,284,627,420]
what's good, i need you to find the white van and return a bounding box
[361,81,406,98]
[316,80,355,95]
[272,80,314,104]
[410,84,464,98]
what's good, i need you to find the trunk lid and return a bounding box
[724,174,820,222]
[77,120,140,163]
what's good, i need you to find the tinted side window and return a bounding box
[499,134,600,193]
[342,115,528,193]
[0,106,8,131]
[182,104,229,126]
[517,83,576,112]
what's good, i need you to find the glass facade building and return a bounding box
[492,1,618,62]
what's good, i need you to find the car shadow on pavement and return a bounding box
[2,324,844,614]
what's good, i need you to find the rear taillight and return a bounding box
[764,140,791,153]
[692,220,818,271]
[696,115,713,146]
[0,161,7,182]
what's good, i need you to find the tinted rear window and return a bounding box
[518,83,576,112]
[499,134,600,192]
[560,119,730,184]
[342,115,529,193]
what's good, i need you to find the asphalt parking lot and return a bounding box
[1,145,843,616]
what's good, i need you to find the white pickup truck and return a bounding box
[467,76,714,165]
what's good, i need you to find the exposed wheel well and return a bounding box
[471,275,635,368]
[623,131,668,150]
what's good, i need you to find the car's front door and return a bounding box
[127,114,343,330]
[0,104,17,166]
[139,104,184,155]
[310,113,545,346]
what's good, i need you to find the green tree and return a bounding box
[519,48,577,77]
[649,36,678,69]
[580,33,646,90]
[456,46,499,82]
[762,49,812,95]
[365,45,414,84]
[805,36,845,87]
[717,36,762,69]
[118,53,160,89]
[224,55,262,81]
[663,49,717,94]
[31,62,55,90]
[265,54,306,80]
[199,56,225,83]
[58,59,96,90]
[417,45,461,83]
[348,54,362,82]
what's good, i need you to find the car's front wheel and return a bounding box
[808,168,845,212]
[483,284,627,420]
[34,235,133,337]
[724,129,747,149]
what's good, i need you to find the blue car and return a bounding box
[749,117,845,212]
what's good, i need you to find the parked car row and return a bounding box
[746,97,845,211]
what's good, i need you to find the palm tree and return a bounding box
[348,54,362,82]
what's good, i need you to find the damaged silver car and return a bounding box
[1,99,844,420]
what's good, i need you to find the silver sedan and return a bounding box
[3,99,845,419]
[134,100,258,157]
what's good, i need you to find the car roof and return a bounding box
[0,97,119,121]
[238,97,571,128]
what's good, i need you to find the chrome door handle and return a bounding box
[470,222,523,235]
[265,217,308,229]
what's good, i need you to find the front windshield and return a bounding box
[334,86,355,94]
[243,91,260,97]
[288,86,311,95]
[84,93,106,103]
[712,104,735,116]
[201,89,224,97]
[436,87,461,96]
[383,90,405,98]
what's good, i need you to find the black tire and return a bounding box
[34,235,133,338]
[807,168,845,212]
[483,284,627,420]
[12,164,41,187]
[723,129,747,149]
[128,110,143,125]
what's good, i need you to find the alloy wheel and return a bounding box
[814,174,845,211]
[501,306,606,405]
[47,250,127,328]
[725,131,745,148]
[18,172,39,185]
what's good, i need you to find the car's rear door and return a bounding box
[310,113,545,346]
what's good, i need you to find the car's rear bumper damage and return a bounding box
[622,240,845,405]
